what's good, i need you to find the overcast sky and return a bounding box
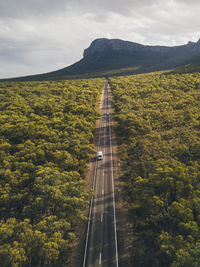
[0,0,200,78]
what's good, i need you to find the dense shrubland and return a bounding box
[110,72,200,266]
[0,78,104,266]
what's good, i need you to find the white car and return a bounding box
[97,151,103,160]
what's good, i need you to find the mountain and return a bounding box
[2,38,200,81]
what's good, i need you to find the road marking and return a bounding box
[99,252,102,265]
[108,112,119,267]
[83,79,119,267]
[82,86,104,267]
[102,188,104,195]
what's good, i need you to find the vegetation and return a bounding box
[0,66,141,82]
[0,78,104,266]
[110,72,200,266]
[171,59,200,74]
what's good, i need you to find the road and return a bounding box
[83,79,119,267]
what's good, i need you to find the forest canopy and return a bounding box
[0,78,104,266]
[110,72,200,267]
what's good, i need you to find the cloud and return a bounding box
[0,0,69,19]
[0,0,156,19]
[0,0,200,78]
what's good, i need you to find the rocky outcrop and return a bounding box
[83,38,144,58]
[3,37,200,82]
[83,38,200,58]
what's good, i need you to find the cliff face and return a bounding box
[83,38,145,57]
[3,37,200,81]
[83,38,200,58]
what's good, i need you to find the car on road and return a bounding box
[97,151,103,160]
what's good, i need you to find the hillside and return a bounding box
[2,38,200,81]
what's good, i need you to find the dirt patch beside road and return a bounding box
[108,83,133,267]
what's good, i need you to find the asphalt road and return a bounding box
[83,79,119,267]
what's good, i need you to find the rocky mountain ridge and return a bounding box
[83,38,200,58]
[2,37,200,81]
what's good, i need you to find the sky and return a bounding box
[0,0,200,78]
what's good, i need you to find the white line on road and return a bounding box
[99,252,102,265]
[108,96,119,267]
[101,214,103,222]
[102,188,104,195]
[82,87,104,267]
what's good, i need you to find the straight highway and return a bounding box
[83,79,119,267]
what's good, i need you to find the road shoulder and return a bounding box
[108,83,133,267]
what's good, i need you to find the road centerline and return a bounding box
[99,252,102,265]
[82,78,119,267]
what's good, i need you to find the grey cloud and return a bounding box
[0,0,200,20]
[78,0,157,16]
[0,0,69,18]
[0,0,158,19]
[0,0,200,78]
[176,0,200,5]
